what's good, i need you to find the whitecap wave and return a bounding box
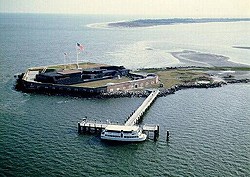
[86,20,129,29]
[86,22,110,29]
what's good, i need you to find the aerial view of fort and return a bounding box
[2,0,250,176]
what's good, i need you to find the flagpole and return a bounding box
[76,48,79,69]
[76,43,83,70]
[64,53,66,70]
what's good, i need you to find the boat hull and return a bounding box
[101,134,147,142]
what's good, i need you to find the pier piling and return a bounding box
[166,130,170,141]
[77,122,81,133]
[154,125,160,141]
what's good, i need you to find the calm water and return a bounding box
[0,14,250,176]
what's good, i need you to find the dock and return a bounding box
[78,120,160,141]
[78,90,160,140]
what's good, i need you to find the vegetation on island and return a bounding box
[137,66,250,88]
[136,68,211,88]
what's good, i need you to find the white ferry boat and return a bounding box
[101,125,147,142]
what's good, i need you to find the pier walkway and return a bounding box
[124,90,159,126]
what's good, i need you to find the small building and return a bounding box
[35,70,82,85]
[81,68,117,79]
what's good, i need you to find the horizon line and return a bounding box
[0,12,250,19]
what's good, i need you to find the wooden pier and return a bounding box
[78,90,161,140]
[124,90,159,126]
[142,124,159,141]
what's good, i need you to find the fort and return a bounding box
[15,62,159,97]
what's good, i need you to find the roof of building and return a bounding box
[72,77,131,88]
[39,72,63,77]
[57,70,82,75]
[105,125,139,131]
[82,68,106,73]
[100,65,125,70]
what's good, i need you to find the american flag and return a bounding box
[76,43,84,51]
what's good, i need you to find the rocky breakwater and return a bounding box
[224,78,250,84]
[99,90,151,98]
[98,81,225,98]
[158,82,225,97]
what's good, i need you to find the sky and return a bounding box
[0,0,249,17]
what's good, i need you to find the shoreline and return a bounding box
[15,76,249,99]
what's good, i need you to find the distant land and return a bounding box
[108,18,250,28]
[232,46,250,50]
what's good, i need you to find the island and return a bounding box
[15,62,250,98]
[108,18,250,28]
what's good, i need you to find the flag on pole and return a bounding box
[76,43,84,51]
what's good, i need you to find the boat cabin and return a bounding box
[101,125,147,142]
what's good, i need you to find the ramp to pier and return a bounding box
[124,90,159,126]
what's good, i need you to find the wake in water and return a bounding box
[86,20,128,29]
[86,22,110,29]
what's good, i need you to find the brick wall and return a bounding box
[106,76,158,92]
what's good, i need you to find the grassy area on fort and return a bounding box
[72,77,131,88]
[136,68,212,88]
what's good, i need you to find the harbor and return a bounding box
[78,90,161,141]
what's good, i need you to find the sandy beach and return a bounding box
[171,50,249,67]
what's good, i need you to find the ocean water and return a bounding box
[0,14,250,176]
